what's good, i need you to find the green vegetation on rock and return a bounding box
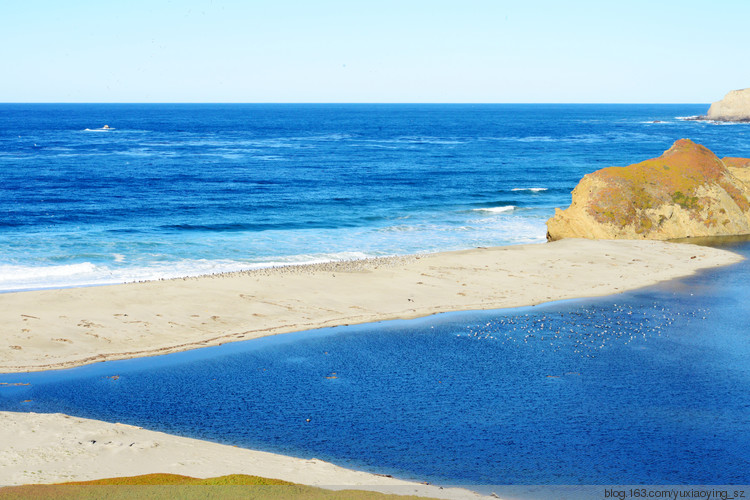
[547,139,750,240]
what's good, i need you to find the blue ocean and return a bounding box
[2,105,750,491]
[3,103,748,291]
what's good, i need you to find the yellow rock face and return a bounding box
[547,139,750,241]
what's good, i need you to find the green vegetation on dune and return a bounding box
[0,474,441,500]
[61,473,295,486]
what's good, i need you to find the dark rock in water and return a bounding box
[547,139,750,240]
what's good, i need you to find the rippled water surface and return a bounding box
[2,240,749,487]
[3,103,750,290]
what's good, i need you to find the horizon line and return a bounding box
[0,101,710,105]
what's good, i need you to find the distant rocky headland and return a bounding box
[547,139,750,241]
[691,88,750,122]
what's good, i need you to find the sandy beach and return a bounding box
[0,411,487,498]
[0,238,741,374]
[0,238,743,494]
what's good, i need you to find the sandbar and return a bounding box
[0,238,742,373]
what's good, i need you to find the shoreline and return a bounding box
[0,411,488,499]
[0,238,744,494]
[0,238,742,374]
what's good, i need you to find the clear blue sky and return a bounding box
[2,0,749,103]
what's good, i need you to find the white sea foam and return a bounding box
[472,205,515,213]
[707,120,747,126]
[515,136,555,143]
[362,137,464,146]
[83,127,115,132]
[511,188,548,192]
[0,252,375,292]
[0,262,105,292]
[481,134,606,144]
[673,116,749,125]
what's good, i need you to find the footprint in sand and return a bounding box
[78,320,104,329]
[84,332,112,343]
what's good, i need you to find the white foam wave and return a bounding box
[0,252,376,292]
[481,134,605,144]
[472,205,515,214]
[707,120,747,126]
[0,262,106,292]
[83,127,115,132]
[303,133,354,141]
[674,116,749,125]
[516,136,555,143]
[511,188,548,192]
[363,137,464,146]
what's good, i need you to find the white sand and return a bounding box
[0,239,742,494]
[0,411,487,498]
[0,239,741,373]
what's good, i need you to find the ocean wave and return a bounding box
[0,262,105,292]
[673,116,749,125]
[704,120,748,126]
[675,115,750,126]
[161,221,344,232]
[472,205,515,214]
[0,253,375,292]
[298,133,355,141]
[362,137,464,146]
[480,134,605,144]
[514,136,556,143]
[511,188,548,192]
[83,127,115,132]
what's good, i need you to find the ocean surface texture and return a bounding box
[3,105,750,490]
[3,103,748,291]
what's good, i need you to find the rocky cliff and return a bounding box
[546,139,750,241]
[705,88,750,121]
